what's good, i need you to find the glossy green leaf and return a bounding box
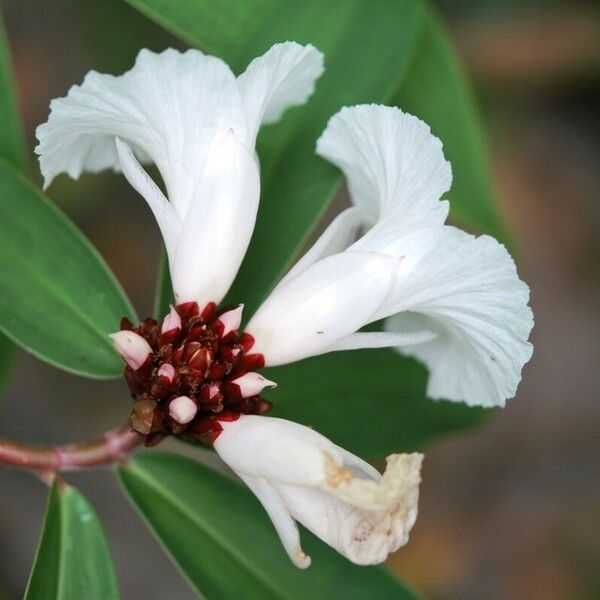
[0,10,28,400]
[25,480,119,600]
[268,350,489,458]
[0,11,26,172]
[119,452,420,600]
[0,158,137,377]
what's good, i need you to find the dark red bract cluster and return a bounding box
[119,301,271,446]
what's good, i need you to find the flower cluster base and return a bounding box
[117,302,271,446]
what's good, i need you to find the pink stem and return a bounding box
[0,424,143,473]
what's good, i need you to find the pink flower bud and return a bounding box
[157,363,176,384]
[161,304,182,334]
[229,372,277,398]
[109,331,152,370]
[215,304,244,338]
[202,383,222,403]
[169,396,198,424]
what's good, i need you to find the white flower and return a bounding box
[247,105,534,407]
[36,44,324,308]
[37,45,534,569]
[213,415,422,568]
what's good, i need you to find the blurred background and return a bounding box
[0,0,599,598]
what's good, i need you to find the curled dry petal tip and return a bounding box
[109,331,152,370]
[293,548,311,569]
[324,452,423,512]
[169,396,198,424]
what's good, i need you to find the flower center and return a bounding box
[117,301,271,446]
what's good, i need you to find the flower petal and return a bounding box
[36,48,243,217]
[247,250,400,366]
[115,138,181,259]
[214,415,337,487]
[238,42,324,141]
[329,330,436,352]
[316,105,450,229]
[171,130,260,306]
[238,474,311,569]
[385,226,534,407]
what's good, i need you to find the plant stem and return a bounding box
[0,424,142,473]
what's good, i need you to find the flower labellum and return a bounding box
[37,42,533,568]
[36,43,325,309]
[248,105,534,408]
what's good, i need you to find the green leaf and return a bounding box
[268,350,489,458]
[395,4,503,238]
[0,158,137,378]
[25,480,120,600]
[0,9,29,400]
[0,10,27,172]
[119,452,420,600]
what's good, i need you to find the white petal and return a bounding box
[116,138,181,260]
[214,415,339,487]
[238,42,324,141]
[36,48,244,217]
[238,474,310,569]
[280,207,363,285]
[385,226,534,407]
[247,250,400,366]
[171,130,260,306]
[316,105,450,230]
[329,330,436,352]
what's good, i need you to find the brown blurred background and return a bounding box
[1,0,599,598]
